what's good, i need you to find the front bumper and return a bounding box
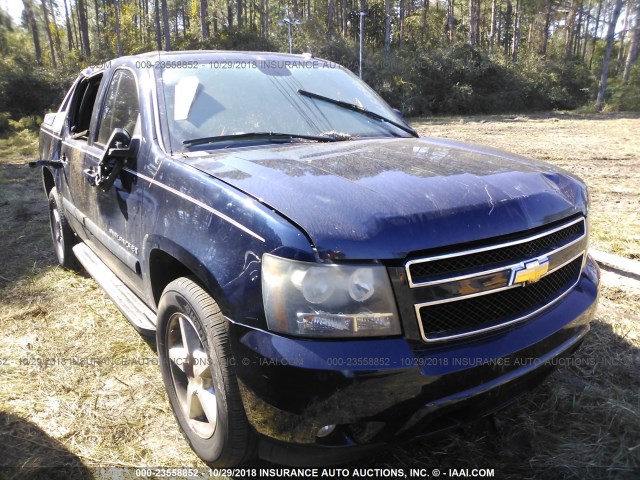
[229,255,599,463]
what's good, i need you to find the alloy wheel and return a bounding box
[166,313,218,439]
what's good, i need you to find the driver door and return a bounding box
[82,68,145,296]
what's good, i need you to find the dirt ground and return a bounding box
[0,114,639,479]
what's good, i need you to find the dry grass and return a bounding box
[0,132,204,478]
[0,116,639,479]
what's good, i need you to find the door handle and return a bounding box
[83,168,99,187]
[28,160,64,168]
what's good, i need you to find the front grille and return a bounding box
[418,256,583,341]
[403,216,588,343]
[408,218,584,285]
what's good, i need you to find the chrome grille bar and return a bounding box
[404,217,587,343]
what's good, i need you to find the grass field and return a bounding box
[0,113,638,479]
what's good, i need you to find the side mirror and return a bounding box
[393,108,404,119]
[83,128,134,190]
[105,128,132,159]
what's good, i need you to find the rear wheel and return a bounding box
[48,187,78,269]
[156,277,255,466]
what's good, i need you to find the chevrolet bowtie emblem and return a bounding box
[510,257,549,286]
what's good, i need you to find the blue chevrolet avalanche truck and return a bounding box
[36,51,599,466]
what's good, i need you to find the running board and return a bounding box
[73,243,156,336]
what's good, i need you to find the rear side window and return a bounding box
[97,69,140,145]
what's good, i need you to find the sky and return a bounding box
[2,0,23,25]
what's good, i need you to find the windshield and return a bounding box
[157,55,411,152]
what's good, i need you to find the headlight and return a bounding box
[262,254,401,338]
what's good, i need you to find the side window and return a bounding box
[97,69,140,146]
[69,73,103,140]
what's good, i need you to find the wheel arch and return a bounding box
[146,239,230,316]
[42,167,55,196]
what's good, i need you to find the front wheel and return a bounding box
[156,277,255,466]
[48,187,78,269]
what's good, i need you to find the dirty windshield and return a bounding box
[158,57,410,152]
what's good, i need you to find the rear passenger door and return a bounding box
[82,68,146,296]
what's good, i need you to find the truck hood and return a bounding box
[187,137,588,260]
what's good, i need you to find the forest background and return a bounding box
[0,0,639,130]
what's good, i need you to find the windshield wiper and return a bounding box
[297,89,419,138]
[183,131,341,147]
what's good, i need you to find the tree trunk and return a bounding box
[623,2,640,84]
[616,1,632,72]
[162,0,171,50]
[343,0,348,37]
[589,0,604,69]
[23,0,42,65]
[40,0,57,68]
[146,0,151,39]
[72,2,82,49]
[237,0,243,27]
[474,0,481,46]
[564,0,579,57]
[497,4,503,49]
[447,0,455,43]
[327,0,334,40]
[155,0,162,49]
[102,0,108,29]
[47,0,63,64]
[574,0,584,56]
[469,0,477,47]
[385,0,391,53]
[264,0,268,36]
[63,0,74,50]
[421,0,429,44]
[489,0,497,54]
[77,0,91,58]
[75,2,83,49]
[174,6,178,37]
[538,0,552,54]
[42,0,64,64]
[595,0,624,111]
[399,0,405,47]
[143,0,148,27]
[115,0,123,56]
[512,0,520,61]
[582,0,592,59]
[504,0,512,55]
[200,0,209,41]
[182,1,187,36]
[94,0,101,50]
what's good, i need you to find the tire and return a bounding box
[156,277,256,466]
[48,187,78,269]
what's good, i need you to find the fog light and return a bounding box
[316,424,336,438]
